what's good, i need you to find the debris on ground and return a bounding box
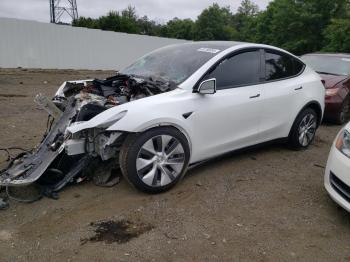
[314,163,325,169]
[0,198,9,210]
[5,185,43,203]
[81,220,154,244]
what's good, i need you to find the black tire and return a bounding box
[334,97,349,125]
[119,127,190,193]
[288,108,318,150]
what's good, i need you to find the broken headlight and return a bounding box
[95,110,128,129]
[336,129,350,158]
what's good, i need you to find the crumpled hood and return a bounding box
[319,73,349,89]
[67,101,131,134]
[67,88,185,134]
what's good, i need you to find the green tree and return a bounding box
[248,0,345,55]
[237,0,259,16]
[193,3,238,41]
[233,0,260,40]
[72,0,350,55]
[72,17,98,29]
[161,18,195,40]
[323,18,350,52]
[73,6,141,34]
[137,16,162,36]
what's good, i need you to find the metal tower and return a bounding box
[50,0,78,24]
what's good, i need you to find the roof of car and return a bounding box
[303,53,350,58]
[176,41,249,50]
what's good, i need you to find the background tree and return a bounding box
[193,3,238,41]
[323,18,350,52]
[137,16,161,36]
[245,0,350,55]
[161,18,195,40]
[233,0,260,40]
[72,0,350,55]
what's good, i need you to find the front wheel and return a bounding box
[119,127,190,193]
[288,108,318,149]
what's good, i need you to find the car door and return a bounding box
[188,49,265,162]
[257,49,307,142]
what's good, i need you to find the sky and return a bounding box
[0,0,271,24]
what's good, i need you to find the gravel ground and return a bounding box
[0,68,349,262]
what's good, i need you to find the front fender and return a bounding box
[109,115,193,149]
[67,89,195,146]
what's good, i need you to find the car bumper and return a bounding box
[325,144,350,212]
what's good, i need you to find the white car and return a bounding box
[1,41,325,194]
[325,123,350,211]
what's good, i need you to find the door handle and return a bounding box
[249,94,260,99]
[295,86,303,91]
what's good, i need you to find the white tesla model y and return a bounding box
[1,41,325,194]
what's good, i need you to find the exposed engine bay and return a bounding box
[0,73,177,200]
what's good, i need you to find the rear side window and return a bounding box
[265,51,304,81]
[205,50,261,89]
[294,59,304,75]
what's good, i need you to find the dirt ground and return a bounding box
[0,68,349,262]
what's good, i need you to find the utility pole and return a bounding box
[49,0,78,24]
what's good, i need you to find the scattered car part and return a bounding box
[0,197,9,210]
[84,158,121,187]
[34,93,63,120]
[6,185,43,203]
[0,97,77,187]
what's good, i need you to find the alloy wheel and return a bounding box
[136,135,185,187]
[298,113,317,146]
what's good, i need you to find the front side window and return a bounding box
[204,50,261,90]
[265,51,304,81]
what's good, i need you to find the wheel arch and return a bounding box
[298,100,323,127]
[288,100,323,139]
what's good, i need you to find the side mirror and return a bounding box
[196,78,216,94]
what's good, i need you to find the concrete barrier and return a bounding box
[0,18,188,70]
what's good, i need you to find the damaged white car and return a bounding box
[0,41,325,194]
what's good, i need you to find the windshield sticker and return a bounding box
[341,58,350,62]
[197,48,221,54]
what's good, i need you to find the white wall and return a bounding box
[0,18,188,70]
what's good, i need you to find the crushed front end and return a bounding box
[0,73,176,196]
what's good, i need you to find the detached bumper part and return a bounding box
[0,97,77,187]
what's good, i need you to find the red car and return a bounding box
[301,53,350,124]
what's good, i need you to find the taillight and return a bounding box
[326,87,340,97]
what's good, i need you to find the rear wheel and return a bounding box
[119,127,190,193]
[288,108,318,149]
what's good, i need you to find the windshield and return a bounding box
[301,55,350,76]
[120,44,223,84]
